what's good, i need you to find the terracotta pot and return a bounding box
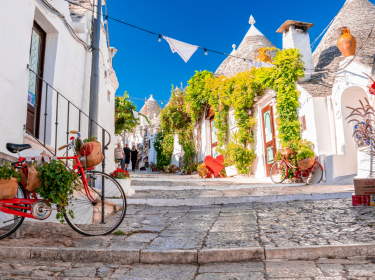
[297,158,315,171]
[0,178,18,199]
[80,142,104,168]
[255,49,272,63]
[337,27,357,58]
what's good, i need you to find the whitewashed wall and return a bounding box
[0,0,117,171]
[324,59,372,181]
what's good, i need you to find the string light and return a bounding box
[158,34,162,42]
[204,49,208,56]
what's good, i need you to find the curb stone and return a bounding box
[198,248,265,263]
[128,192,353,206]
[265,243,375,260]
[2,243,375,264]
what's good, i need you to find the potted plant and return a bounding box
[110,168,134,196]
[150,162,158,172]
[285,139,315,170]
[35,160,80,223]
[0,163,21,199]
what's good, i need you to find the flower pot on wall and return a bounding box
[255,49,272,63]
[337,27,357,58]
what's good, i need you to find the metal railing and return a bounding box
[26,65,111,172]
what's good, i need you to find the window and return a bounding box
[107,91,111,102]
[301,116,307,131]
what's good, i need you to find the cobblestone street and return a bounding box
[3,257,375,279]
[2,199,375,257]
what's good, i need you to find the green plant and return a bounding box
[83,136,99,144]
[284,139,315,161]
[159,87,195,164]
[0,163,21,182]
[113,229,126,236]
[154,132,173,170]
[36,160,80,223]
[217,133,256,175]
[115,92,149,135]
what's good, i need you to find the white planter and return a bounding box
[116,179,135,197]
[225,165,238,177]
[357,146,374,178]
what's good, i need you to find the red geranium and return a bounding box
[110,168,130,179]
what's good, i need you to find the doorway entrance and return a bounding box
[261,103,276,176]
[26,21,46,138]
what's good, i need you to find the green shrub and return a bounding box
[0,163,21,182]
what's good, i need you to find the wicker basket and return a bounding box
[281,148,296,158]
[0,178,18,199]
[297,158,315,170]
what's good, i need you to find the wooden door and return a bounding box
[26,21,46,138]
[261,104,276,176]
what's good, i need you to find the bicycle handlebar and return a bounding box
[58,144,68,151]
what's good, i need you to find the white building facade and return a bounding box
[0,0,118,171]
[185,0,375,181]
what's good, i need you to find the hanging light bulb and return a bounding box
[161,100,163,104]
[158,34,162,43]
[204,49,208,56]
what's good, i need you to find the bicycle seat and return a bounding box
[6,143,32,154]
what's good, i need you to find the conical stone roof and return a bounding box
[300,0,375,96]
[139,95,162,119]
[215,15,276,77]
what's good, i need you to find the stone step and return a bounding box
[127,185,354,206]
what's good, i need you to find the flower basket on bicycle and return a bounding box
[0,178,18,199]
[280,147,296,158]
[297,157,315,170]
[0,164,21,199]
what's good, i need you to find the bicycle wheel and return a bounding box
[0,183,27,240]
[301,161,323,185]
[64,171,127,236]
[270,161,287,183]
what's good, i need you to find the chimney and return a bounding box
[277,20,314,82]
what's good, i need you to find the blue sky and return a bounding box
[107,0,356,111]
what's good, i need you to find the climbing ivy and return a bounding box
[159,48,304,174]
[159,87,195,166]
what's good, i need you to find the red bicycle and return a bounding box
[0,131,127,240]
[269,155,324,185]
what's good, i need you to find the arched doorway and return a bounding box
[338,86,368,176]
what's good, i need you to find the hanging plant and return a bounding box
[36,160,80,223]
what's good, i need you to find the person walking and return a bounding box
[130,146,138,172]
[114,143,124,169]
[123,143,131,171]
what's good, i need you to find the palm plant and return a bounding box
[346,97,375,177]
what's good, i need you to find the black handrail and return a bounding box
[26,65,111,171]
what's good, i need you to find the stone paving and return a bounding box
[2,199,375,252]
[3,256,375,279]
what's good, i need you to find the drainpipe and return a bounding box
[88,0,102,137]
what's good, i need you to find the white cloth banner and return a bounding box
[163,36,198,63]
[248,60,274,69]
